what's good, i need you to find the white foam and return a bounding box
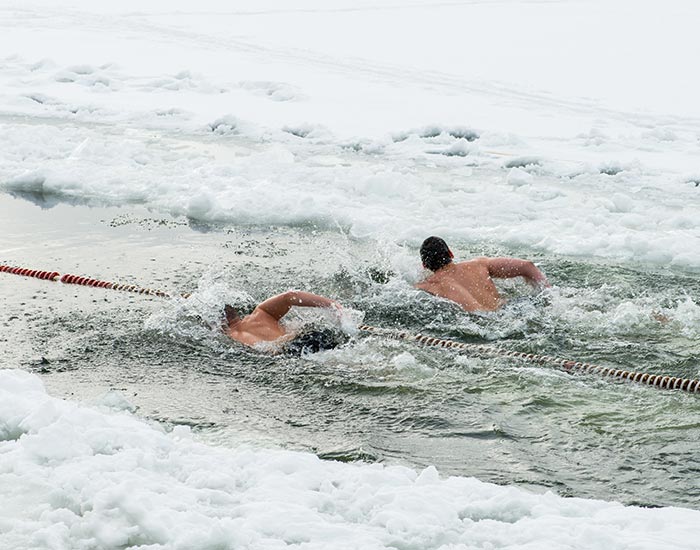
[0,0,698,268]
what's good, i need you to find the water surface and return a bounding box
[2,194,699,510]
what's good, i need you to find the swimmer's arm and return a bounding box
[485,258,550,288]
[257,291,340,321]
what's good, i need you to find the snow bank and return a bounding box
[1,369,697,550]
[1,0,698,268]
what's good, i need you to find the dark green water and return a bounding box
[2,195,699,510]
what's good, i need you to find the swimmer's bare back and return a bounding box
[416,257,549,312]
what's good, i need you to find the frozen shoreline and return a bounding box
[3,368,700,550]
[2,0,699,269]
[2,113,698,271]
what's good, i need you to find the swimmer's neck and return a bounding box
[430,261,457,275]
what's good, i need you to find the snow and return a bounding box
[2,369,699,550]
[1,0,699,546]
[2,0,699,265]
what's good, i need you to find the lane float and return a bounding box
[0,263,190,298]
[2,263,697,393]
[358,324,700,393]
[0,265,60,281]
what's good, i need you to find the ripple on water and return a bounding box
[5,215,700,509]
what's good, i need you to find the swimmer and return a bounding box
[416,236,550,312]
[223,291,346,354]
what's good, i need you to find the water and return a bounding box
[3,3,700,546]
[3,194,698,512]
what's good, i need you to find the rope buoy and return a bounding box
[0,265,60,281]
[357,324,700,394]
[0,264,190,299]
[2,263,696,393]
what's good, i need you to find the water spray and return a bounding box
[2,263,697,394]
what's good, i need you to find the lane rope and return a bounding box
[0,264,190,299]
[2,263,697,393]
[358,324,700,393]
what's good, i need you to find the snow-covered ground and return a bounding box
[3,369,699,550]
[2,1,700,548]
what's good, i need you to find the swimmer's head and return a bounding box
[223,304,243,326]
[420,236,454,271]
[222,293,256,326]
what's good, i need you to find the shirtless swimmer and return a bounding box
[224,290,345,353]
[415,236,550,312]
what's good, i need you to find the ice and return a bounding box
[2,369,699,549]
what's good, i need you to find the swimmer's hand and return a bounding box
[524,268,550,289]
[530,276,551,290]
[325,300,344,322]
[651,311,671,324]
